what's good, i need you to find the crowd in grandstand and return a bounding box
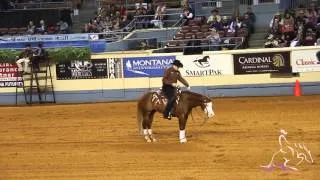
[265,3,320,48]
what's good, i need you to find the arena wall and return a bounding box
[1,46,320,105]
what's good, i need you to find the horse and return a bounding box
[137,88,215,143]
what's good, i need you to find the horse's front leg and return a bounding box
[178,116,188,144]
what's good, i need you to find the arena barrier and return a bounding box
[1,46,320,104]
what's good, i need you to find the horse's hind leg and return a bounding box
[148,111,157,142]
[142,112,152,143]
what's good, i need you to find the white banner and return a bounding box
[291,49,320,72]
[0,34,89,43]
[177,54,234,76]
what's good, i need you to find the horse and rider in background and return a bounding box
[137,59,215,143]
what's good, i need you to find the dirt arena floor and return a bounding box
[0,95,319,180]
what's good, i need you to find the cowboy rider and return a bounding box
[16,43,33,74]
[162,59,190,120]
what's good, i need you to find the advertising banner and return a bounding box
[177,54,234,76]
[291,49,320,72]
[56,59,108,80]
[106,58,123,79]
[123,56,175,77]
[233,52,292,74]
[0,63,23,87]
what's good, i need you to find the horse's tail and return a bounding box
[137,101,143,135]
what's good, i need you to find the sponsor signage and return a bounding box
[233,52,292,74]
[291,49,320,72]
[0,34,89,43]
[177,54,234,76]
[0,63,23,87]
[106,58,123,79]
[56,59,108,80]
[123,56,175,77]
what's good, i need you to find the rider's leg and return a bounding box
[163,85,175,119]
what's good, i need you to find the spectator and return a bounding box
[207,28,221,51]
[303,28,316,46]
[269,13,281,36]
[207,9,221,24]
[119,4,126,19]
[57,20,69,34]
[146,3,155,28]
[31,43,46,71]
[120,15,130,30]
[244,7,256,27]
[16,43,33,74]
[26,20,35,34]
[181,5,194,24]
[280,11,295,37]
[36,19,47,34]
[135,7,147,29]
[209,17,222,31]
[155,2,166,21]
[227,17,237,33]
[221,16,230,31]
[243,13,253,34]
[295,9,307,24]
[264,34,279,48]
[290,33,303,47]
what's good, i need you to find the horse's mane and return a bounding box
[181,91,209,99]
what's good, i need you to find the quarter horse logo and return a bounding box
[261,129,314,171]
[316,51,320,64]
[193,56,210,68]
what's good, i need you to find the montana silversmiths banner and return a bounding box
[291,49,320,72]
[0,63,23,87]
[233,52,292,74]
[56,59,108,80]
[177,54,234,76]
[123,56,175,77]
[107,58,123,78]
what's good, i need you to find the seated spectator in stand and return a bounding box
[227,17,237,33]
[16,43,33,74]
[154,2,166,24]
[243,13,253,34]
[295,19,305,36]
[290,33,303,47]
[278,34,290,47]
[209,17,222,30]
[146,3,155,28]
[221,16,230,31]
[264,34,279,48]
[235,16,244,30]
[120,15,131,30]
[244,6,255,33]
[295,9,307,24]
[269,12,281,36]
[31,43,46,71]
[305,9,317,29]
[280,11,294,38]
[57,20,69,34]
[36,19,47,34]
[119,4,126,19]
[207,28,221,51]
[135,7,147,29]
[303,28,317,46]
[82,24,90,33]
[26,21,35,34]
[181,5,194,24]
[113,17,121,31]
[207,9,221,24]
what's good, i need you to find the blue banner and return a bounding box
[123,56,176,77]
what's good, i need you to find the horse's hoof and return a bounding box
[179,138,187,144]
[144,136,152,143]
[149,136,157,142]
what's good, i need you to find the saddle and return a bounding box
[151,87,181,105]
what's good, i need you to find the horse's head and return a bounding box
[199,97,215,118]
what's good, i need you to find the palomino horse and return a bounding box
[137,88,215,143]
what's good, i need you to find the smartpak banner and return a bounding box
[291,49,320,72]
[177,54,234,76]
[123,56,175,77]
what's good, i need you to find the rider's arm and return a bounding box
[177,72,189,87]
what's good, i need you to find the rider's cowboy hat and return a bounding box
[171,60,183,68]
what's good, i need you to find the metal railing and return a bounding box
[11,1,72,10]
[126,13,184,31]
